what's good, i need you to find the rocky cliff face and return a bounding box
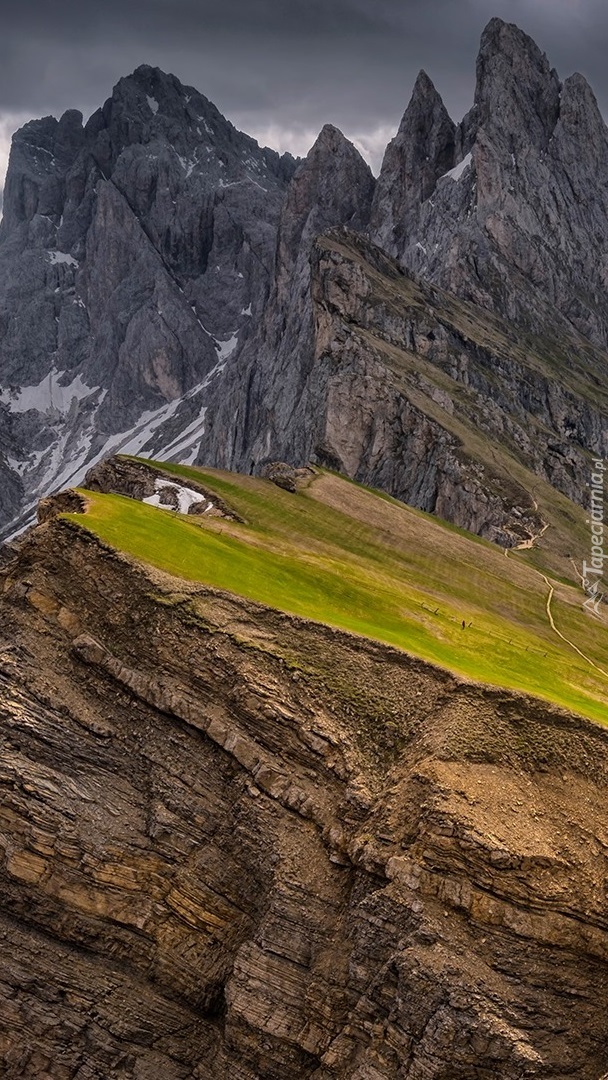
[2,492,608,1078]
[370,19,608,347]
[201,125,376,471]
[0,66,295,537]
[195,17,608,542]
[201,225,608,546]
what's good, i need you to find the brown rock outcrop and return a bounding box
[1,513,608,1077]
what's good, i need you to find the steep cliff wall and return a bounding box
[1,503,608,1078]
[202,227,607,548]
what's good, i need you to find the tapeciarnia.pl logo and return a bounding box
[583,459,606,617]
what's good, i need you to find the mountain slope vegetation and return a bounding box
[63,457,608,724]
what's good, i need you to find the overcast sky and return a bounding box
[1,0,607,193]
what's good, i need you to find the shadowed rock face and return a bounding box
[199,226,608,547]
[2,495,608,1078]
[200,125,376,473]
[475,17,562,152]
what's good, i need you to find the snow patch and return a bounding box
[177,154,196,178]
[181,445,199,466]
[3,320,240,539]
[160,406,208,462]
[443,152,473,183]
[218,177,268,193]
[416,242,427,256]
[216,333,239,361]
[143,477,209,515]
[146,95,159,115]
[47,250,78,267]
[107,397,186,458]
[156,341,241,463]
[241,303,252,316]
[0,368,100,415]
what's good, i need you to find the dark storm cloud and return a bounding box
[0,0,607,177]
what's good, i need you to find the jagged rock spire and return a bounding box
[0,111,85,239]
[475,17,561,150]
[277,123,375,277]
[369,70,455,256]
[557,72,608,168]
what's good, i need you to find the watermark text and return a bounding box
[583,459,606,617]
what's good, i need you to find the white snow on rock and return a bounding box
[0,368,100,414]
[177,154,197,178]
[241,303,252,316]
[443,152,473,183]
[160,407,208,463]
[106,395,188,457]
[143,477,211,515]
[47,251,79,267]
[216,333,239,360]
[3,337,239,539]
[146,95,159,115]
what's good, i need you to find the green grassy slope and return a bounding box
[64,460,608,725]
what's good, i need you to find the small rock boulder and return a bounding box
[261,462,300,493]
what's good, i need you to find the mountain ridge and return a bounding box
[0,16,607,574]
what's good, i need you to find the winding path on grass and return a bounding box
[540,573,608,681]
[505,545,608,681]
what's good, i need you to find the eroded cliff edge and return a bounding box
[1,514,608,1078]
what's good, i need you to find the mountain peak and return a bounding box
[477,16,558,79]
[277,124,374,270]
[555,72,608,168]
[312,124,361,158]
[475,17,561,149]
[130,63,166,79]
[394,69,449,134]
[560,70,603,123]
[109,63,191,115]
[369,67,455,254]
[480,16,522,42]
[412,69,436,96]
[478,16,552,60]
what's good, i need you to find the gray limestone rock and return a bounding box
[0,66,296,538]
[370,71,456,257]
[200,224,606,546]
[370,18,608,350]
[198,124,375,473]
